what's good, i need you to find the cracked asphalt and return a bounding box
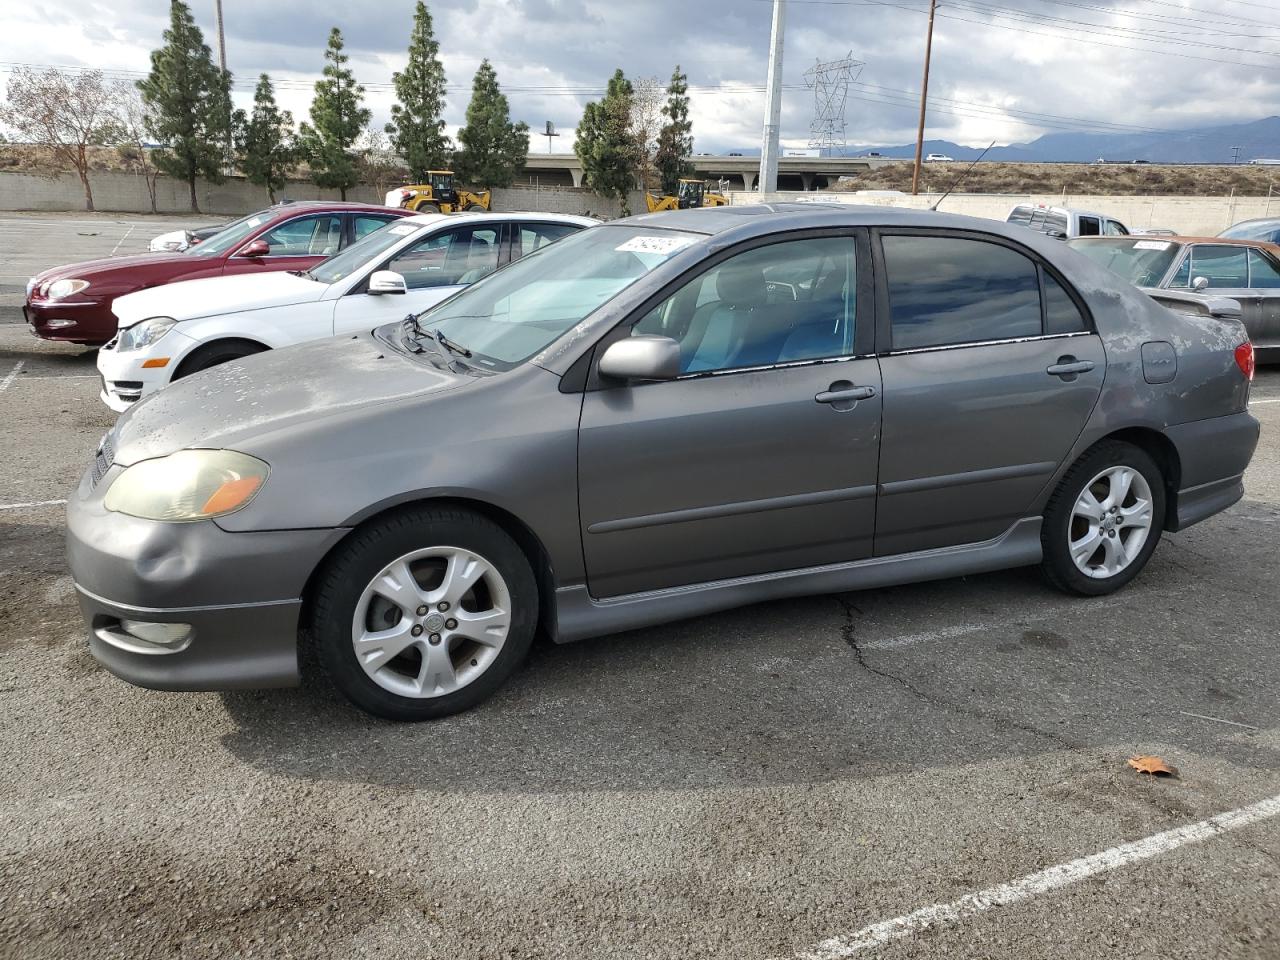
[1,214,1279,960]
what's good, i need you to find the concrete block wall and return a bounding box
[731,191,1280,236]
[0,170,640,220]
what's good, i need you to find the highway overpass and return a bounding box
[516,153,902,191]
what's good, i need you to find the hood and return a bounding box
[112,271,328,328]
[34,251,211,283]
[110,332,473,465]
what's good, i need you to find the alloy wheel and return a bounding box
[351,546,512,698]
[1068,465,1155,579]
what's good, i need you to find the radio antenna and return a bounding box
[930,141,996,211]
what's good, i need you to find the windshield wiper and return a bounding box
[429,328,472,358]
[287,269,318,281]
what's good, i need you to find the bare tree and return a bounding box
[0,66,117,211]
[356,129,407,199]
[112,83,161,214]
[629,75,665,190]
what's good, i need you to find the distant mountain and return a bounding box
[734,116,1280,164]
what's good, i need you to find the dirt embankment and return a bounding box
[829,161,1280,196]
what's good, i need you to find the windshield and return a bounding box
[1068,238,1180,287]
[185,210,273,256]
[308,221,421,285]
[1219,220,1280,242]
[414,225,702,370]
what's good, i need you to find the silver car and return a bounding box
[68,205,1260,720]
[1068,235,1280,360]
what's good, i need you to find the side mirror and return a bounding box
[598,335,681,382]
[1192,276,1210,291]
[1046,230,1068,240]
[236,239,270,258]
[368,270,408,296]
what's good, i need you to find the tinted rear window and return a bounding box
[883,235,1042,350]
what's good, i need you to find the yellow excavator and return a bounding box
[388,170,492,214]
[644,178,729,213]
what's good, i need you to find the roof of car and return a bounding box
[401,211,600,227]
[1071,235,1280,255]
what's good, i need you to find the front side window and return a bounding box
[883,235,1042,350]
[1249,249,1280,288]
[1104,219,1129,236]
[258,215,343,257]
[1185,245,1249,288]
[387,225,502,289]
[631,236,856,374]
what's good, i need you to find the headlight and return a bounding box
[103,450,268,521]
[117,317,177,352]
[25,277,36,299]
[46,278,90,300]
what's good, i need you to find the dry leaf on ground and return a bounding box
[1128,755,1177,777]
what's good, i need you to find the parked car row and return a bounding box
[42,203,1257,720]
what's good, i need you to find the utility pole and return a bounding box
[214,0,234,171]
[759,0,786,195]
[911,0,938,196]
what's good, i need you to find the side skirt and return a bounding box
[551,517,1044,644]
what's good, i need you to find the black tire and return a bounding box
[465,202,486,211]
[311,506,538,721]
[1040,440,1165,596]
[414,201,442,215]
[173,340,266,380]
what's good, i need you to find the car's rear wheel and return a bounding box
[173,340,266,380]
[311,507,538,720]
[1041,440,1165,596]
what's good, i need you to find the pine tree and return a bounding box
[654,66,695,196]
[136,0,231,212]
[234,74,295,203]
[299,28,371,200]
[453,61,529,188]
[385,1,450,181]
[576,69,640,216]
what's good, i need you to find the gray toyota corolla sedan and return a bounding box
[68,204,1260,720]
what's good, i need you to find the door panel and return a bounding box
[578,359,883,597]
[876,335,1105,555]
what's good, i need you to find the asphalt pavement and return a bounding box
[0,214,1277,960]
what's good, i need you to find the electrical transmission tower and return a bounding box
[804,53,863,154]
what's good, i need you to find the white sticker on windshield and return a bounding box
[1133,240,1171,250]
[388,224,417,235]
[615,235,695,255]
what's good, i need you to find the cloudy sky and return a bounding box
[4,0,1280,154]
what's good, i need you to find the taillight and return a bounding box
[1235,341,1255,381]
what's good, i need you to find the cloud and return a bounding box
[3,0,1278,153]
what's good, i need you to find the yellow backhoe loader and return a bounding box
[644,178,729,213]
[387,171,492,214]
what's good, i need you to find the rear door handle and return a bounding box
[1046,358,1095,379]
[815,385,876,404]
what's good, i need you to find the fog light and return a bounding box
[120,619,192,648]
[45,318,76,329]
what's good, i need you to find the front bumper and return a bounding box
[67,461,349,691]
[96,336,188,412]
[25,299,118,345]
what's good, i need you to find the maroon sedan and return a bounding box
[25,201,409,345]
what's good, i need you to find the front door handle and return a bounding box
[815,384,876,404]
[1046,356,1095,380]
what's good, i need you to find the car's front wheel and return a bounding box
[311,507,538,720]
[1040,440,1165,596]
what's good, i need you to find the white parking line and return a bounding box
[0,360,26,393]
[11,375,99,381]
[1249,397,1280,405]
[108,224,135,256]
[0,499,68,511]
[794,792,1280,959]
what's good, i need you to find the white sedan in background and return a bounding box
[99,212,596,411]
